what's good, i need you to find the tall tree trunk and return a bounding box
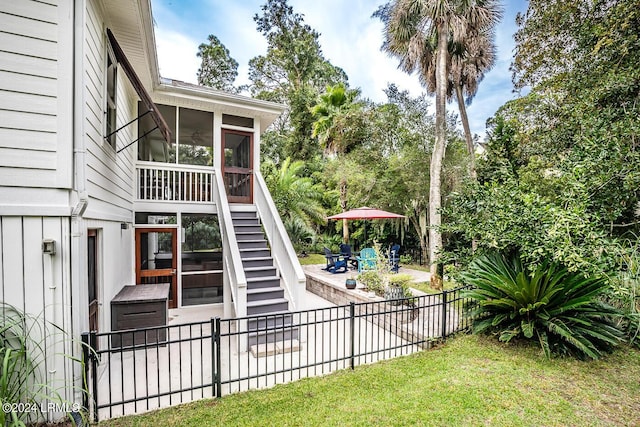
[340,177,349,242]
[429,21,448,289]
[455,85,476,180]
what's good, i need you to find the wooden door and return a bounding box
[222,129,253,203]
[135,228,178,308]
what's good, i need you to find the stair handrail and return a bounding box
[254,171,306,309]
[213,169,247,318]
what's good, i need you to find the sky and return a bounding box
[151,0,528,140]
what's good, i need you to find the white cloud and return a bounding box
[155,28,201,83]
[151,0,527,138]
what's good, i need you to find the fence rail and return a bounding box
[83,286,471,421]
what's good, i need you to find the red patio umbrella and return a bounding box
[327,207,405,246]
[327,206,406,220]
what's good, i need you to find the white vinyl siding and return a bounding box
[83,0,136,221]
[0,0,73,190]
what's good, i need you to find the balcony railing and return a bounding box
[136,162,213,203]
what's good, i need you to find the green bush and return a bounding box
[461,252,624,360]
[358,271,384,295]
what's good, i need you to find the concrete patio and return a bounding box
[92,265,462,421]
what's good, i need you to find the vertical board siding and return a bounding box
[0,216,75,413]
[0,0,72,190]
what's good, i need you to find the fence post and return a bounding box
[81,333,90,419]
[349,302,355,370]
[87,331,98,423]
[212,317,222,398]
[441,290,448,340]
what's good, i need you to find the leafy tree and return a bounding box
[248,0,347,162]
[196,35,239,93]
[262,157,328,230]
[377,0,501,286]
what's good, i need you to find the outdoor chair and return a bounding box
[339,243,358,270]
[357,247,377,273]
[323,247,348,274]
[388,244,401,273]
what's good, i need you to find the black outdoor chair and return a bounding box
[323,247,348,274]
[339,243,358,270]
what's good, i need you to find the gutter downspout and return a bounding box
[71,0,89,408]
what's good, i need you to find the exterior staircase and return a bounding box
[231,210,299,350]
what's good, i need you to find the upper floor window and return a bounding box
[105,44,117,149]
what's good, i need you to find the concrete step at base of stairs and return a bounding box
[247,286,285,301]
[249,339,301,357]
[248,328,299,347]
[246,298,289,315]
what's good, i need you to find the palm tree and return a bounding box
[450,27,499,179]
[311,83,366,242]
[377,0,501,286]
[262,158,327,228]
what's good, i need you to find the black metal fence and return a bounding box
[82,286,472,421]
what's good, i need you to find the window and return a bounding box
[138,104,213,166]
[105,43,118,149]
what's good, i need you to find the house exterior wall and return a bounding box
[0,0,137,417]
[0,0,73,215]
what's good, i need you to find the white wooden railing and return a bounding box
[254,171,306,310]
[136,161,213,202]
[213,169,247,320]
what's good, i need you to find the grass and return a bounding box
[298,253,326,265]
[98,335,640,426]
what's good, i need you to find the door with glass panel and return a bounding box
[222,129,253,203]
[181,214,223,306]
[135,228,178,308]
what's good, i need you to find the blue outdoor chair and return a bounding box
[357,247,377,273]
[339,243,358,270]
[323,247,348,274]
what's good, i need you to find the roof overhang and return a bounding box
[155,79,286,133]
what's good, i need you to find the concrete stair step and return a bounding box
[231,218,259,226]
[238,239,268,249]
[230,211,258,219]
[236,232,266,241]
[244,266,277,278]
[246,298,289,315]
[249,339,301,356]
[247,311,294,330]
[240,248,271,258]
[241,257,275,268]
[247,286,285,301]
[247,276,281,289]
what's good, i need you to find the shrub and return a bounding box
[461,252,624,360]
[0,303,87,426]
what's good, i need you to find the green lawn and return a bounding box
[98,335,640,426]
